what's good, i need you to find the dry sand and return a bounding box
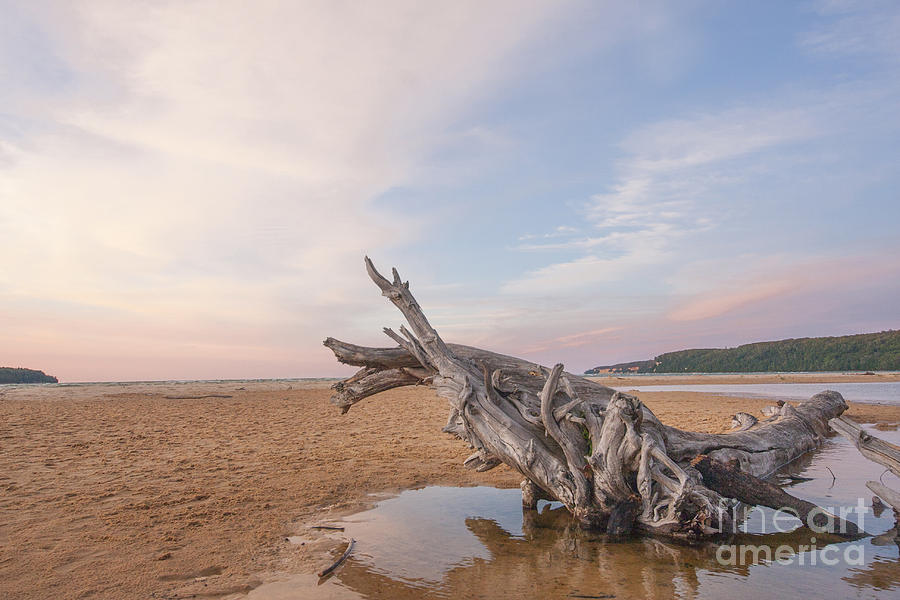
[2,377,899,599]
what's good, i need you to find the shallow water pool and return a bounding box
[249,427,900,599]
[611,381,900,405]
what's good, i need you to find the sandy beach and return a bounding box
[2,376,899,599]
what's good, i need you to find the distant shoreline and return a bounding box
[0,367,57,384]
[589,371,900,386]
[585,330,900,375]
[5,372,900,386]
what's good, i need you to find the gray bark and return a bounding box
[325,258,851,538]
[829,416,900,479]
[829,416,900,528]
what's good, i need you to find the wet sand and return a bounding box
[2,377,899,599]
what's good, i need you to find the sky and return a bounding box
[1,0,899,382]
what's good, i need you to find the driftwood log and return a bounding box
[691,455,859,536]
[829,416,900,480]
[325,258,852,538]
[829,415,900,541]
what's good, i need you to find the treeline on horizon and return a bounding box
[0,367,58,384]
[586,330,900,374]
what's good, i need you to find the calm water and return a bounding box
[6,378,896,406]
[612,382,900,405]
[249,427,900,599]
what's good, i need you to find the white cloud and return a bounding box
[517,225,580,242]
[619,107,820,175]
[800,0,900,61]
[503,226,671,294]
[0,0,566,379]
[504,102,822,295]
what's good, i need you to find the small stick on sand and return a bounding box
[318,539,355,578]
[308,525,345,531]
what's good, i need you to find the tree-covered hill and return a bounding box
[0,367,58,384]
[586,330,900,374]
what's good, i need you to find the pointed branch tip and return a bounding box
[364,256,391,290]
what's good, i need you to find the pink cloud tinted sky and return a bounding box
[1,1,899,381]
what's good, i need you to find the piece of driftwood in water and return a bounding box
[691,455,860,536]
[829,415,900,528]
[318,539,356,578]
[325,258,851,538]
[829,416,900,478]
[866,481,900,514]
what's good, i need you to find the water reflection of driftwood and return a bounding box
[843,551,900,591]
[332,504,875,600]
[468,508,719,599]
[827,417,900,590]
[770,449,819,485]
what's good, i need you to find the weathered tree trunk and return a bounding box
[829,416,900,480]
[691,455,860,536]
[325,258,851,539]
